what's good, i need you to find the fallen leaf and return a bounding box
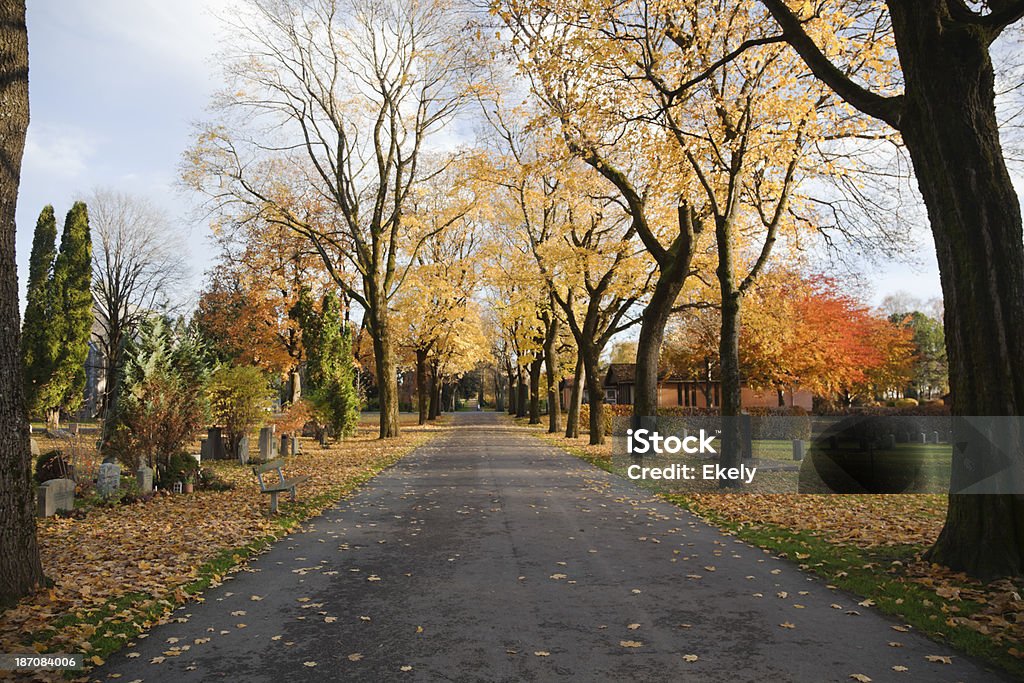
[348,653,363,662]
[779,622,795,629]
[892,665,908,672]
[683,654,699,662]
[620,640,643,648]
[925,655,952,664]
[534,651,550,657]
[849,675,872,682]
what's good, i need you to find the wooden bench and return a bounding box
[252,459,310,514]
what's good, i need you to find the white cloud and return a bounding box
[22,123,98,180]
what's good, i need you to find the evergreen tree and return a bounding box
[20,206,58,414]
[41,202,93,425]
[295,289,360,438]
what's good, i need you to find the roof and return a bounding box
[604,362,689,386]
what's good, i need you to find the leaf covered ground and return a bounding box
[0,416,444,681]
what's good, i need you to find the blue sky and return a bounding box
[16,0,948,312]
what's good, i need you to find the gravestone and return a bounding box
[920,432,927,444]
[319,432,328,448]
[884,433,897,450]
[290,372,302,402]
[291,436,300,455]
[70,423,80,436]
[200,438,210,461]
[931,431,940,444]
[97,463,121,496]
[792,439,805,462]
[237,435,250,464]
[259,426,276,460]
[280,434,291,457]
[36,478,75,517]
[30,438,39,457]
[207,428,227,460]
[136,465,153,494]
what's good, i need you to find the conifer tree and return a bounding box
[41,202,92,426]
[20,205,57,414]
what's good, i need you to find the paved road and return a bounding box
[98,412,1007,682]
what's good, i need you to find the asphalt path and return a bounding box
[96,412,1008,682]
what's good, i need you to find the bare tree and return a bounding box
[0,0,43,605]
[185,0,476,438]
[89,189,187,452]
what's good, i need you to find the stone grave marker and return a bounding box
[97,463,121,496]
[884,433,896,449]
[30,438,39,457]
[37,478,75,517]
[237,435,250,464]
[280,434,291,457]
[291,436,300,455]
[200,438,210,461]
[792,439,805,462]
[136,465,153,494]
[208,427,227,460]
[259,426,276,460]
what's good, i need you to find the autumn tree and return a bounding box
[89,190,187,452]
[196,217,330,394]
[759,0,1024,579]
[500,1,714,423]
[207,365,272,459]
[0,0,42,605]
[185,0,476,438]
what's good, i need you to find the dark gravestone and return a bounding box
[208,427,227,460]
[258,427,276,460]
[280,434,291,457]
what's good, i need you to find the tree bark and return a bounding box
[528,357,542,424]
[635,273,687,419]
[581,347,606,446]
[543,309,561,433]
[516,366,528,418]
[415,347,428,425]
[372,323,400,438]
[506,364,516,415]
[565,354,584,439]
[0,0,43,606]
[885,2,1024,578]
[717,209,744,486]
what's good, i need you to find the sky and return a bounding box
[16,0,949,314]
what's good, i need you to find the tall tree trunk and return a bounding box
[582,349,606,445]
[428,360,441,420]
[543,310,561,433]
[415,347,428,426]
[528,357,542,424]
[634,274,687,419]
[516,366,528,418]
[885,3,1024,578]
[0,0,43,606]
[506,365,516,415]
[717,211,744,486]
[372,323,400,438]
[495,369,505,412]
[565,354,584,439]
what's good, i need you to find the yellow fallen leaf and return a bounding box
[348,653,363,662]
[304,661,318,667]
[620,640,643,648]
[892,665,908,672]
[400,665,413,671]
[534,651,550,657]
[779,622,795,629]
[849,675,872,682]
[325,616,337,623]
[683,654,699,662]
[627,624,640,630]
[89,655,104,666]
[925,655,952,664]
[550,574,567,580]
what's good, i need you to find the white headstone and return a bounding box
[136,465,153,494]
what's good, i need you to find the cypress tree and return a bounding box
[41,202,92,426]
[20,206,58,415]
